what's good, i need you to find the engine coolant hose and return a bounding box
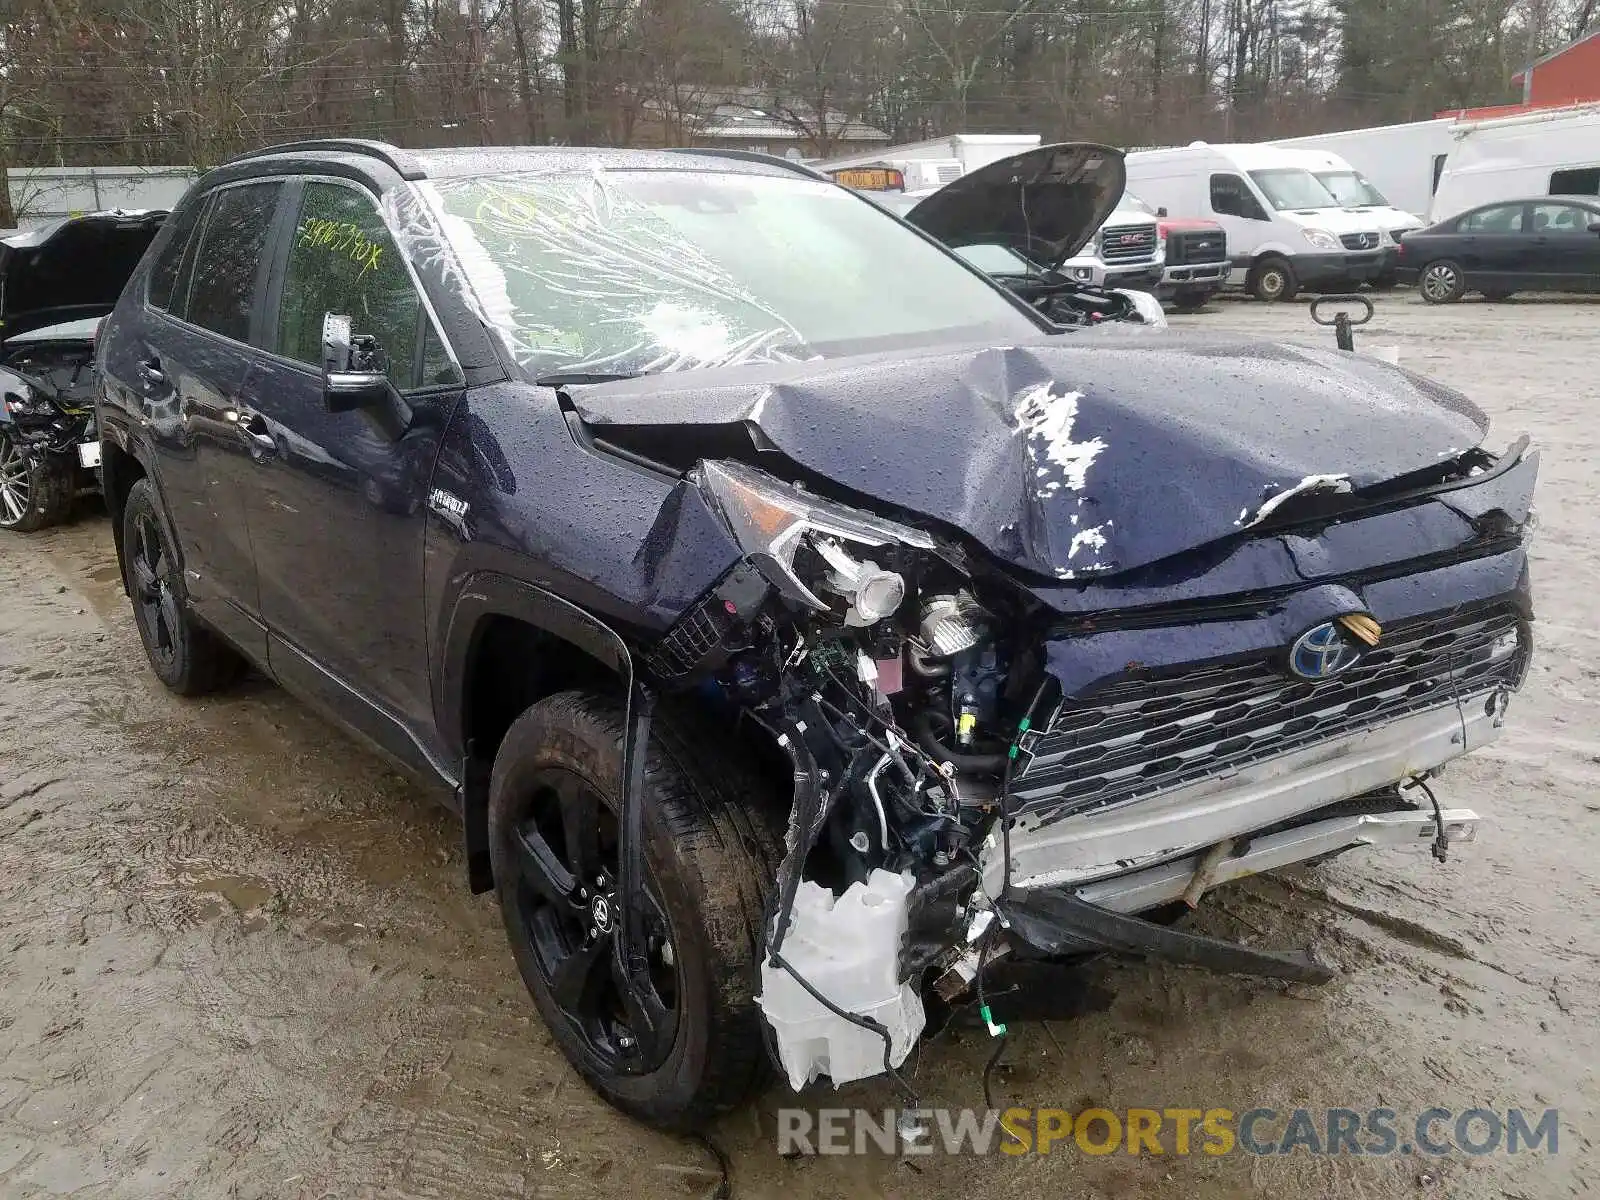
[912,711,1007,775]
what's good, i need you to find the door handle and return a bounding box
[233,410,277,459]
[138,356,166,386]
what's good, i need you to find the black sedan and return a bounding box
[1397,195,1600,302]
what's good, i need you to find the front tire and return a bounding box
[0,432,72,533]
[1172,288,1213,312]
[1419,259,1466,304]
[1250,256,1298,302]
[121,477,243,695]
[488,691,781,1130]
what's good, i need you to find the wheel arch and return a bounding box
[99,440,147,586]
[441,573,633,893]
[439,571,795,896]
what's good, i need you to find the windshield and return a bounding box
[420,170,1036,377]
[1248,169,1340,211]
[953,243,1037,275]
[1315,170,1389,207]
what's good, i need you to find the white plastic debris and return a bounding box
[757,869,926,1091]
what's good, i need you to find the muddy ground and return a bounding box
[2,294,1596,1199]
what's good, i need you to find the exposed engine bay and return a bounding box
[627,430,1534,1092]
[1,339,99,452]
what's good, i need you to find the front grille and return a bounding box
[1340,231,1380,250]
[1100,223,1158,264]
[1013,605,1527,817]
[1165,229,1227,266]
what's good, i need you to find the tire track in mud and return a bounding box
[0,527,731,1199]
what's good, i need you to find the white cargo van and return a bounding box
[1125,143,1389,300]
[1273,118,1455,219]
[1430,103,1600,222]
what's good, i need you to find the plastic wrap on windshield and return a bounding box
[406,169,811,377]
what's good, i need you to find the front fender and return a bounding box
[433,569,633,764]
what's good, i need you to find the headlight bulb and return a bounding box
[816,538,905,626]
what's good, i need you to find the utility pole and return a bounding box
[1521,0,1545,105]
[462,0,492,143]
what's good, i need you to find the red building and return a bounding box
[1441,27,1600,121]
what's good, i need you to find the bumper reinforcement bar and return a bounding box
[998,887,1335,984]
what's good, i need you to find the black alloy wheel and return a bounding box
[505,763,679,1072]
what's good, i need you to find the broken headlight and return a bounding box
[697,459,934,625]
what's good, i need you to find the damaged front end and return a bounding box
[611,356,1537,1095]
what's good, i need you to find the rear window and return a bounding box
[185,182,281,343]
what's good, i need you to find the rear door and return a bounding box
[240,177,465,774]
[1451,203,1527,285]
[121,180,286,662]
[1527,201,1600,290]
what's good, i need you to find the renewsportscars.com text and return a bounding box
[777,1106,1560,1157]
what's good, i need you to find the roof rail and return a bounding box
[223,139,428,181]
[670,147,829,182]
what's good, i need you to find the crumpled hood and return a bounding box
[571,335,1489,579]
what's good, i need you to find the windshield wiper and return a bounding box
[535,371,642,388]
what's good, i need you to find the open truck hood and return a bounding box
[0,210,166,340]
[902,143,1126,271]
[571,335,1490,580]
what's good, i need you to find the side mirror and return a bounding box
[1157,206,1169,218]
[1589,222,1600,235]
[322,312,390,413]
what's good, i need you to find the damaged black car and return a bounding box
[97,142,1535,1130]
[0,209,167,532]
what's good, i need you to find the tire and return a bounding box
[1172,288,1212,312]
[121,477,243,695]
[1481,290,1515,302]
[1371,273,1399,290]
[488,691,782,1130]
[1419,259,1466,304]
[1250,256,1298,302]
[0,432,73,533]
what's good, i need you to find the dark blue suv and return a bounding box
[97,139,1537,1129]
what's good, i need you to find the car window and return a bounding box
[1530,202,1594,233]
[420,170,1040,378]
[1549,167,1600,196]
[1456,205,1524,234]
[147,200,207,313]
[1315,170,1388,207]
[276,181,460,391]
[186,183,282,342]
[953,243,1036,275]
[1209,174,1268,221]
[1248,169,1339,211]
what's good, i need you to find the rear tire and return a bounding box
[121,477,244,695]
[1250,256,1298,302]
[1419,259,1466,304]
[0,432,73,533]
[487,691,782,1130]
